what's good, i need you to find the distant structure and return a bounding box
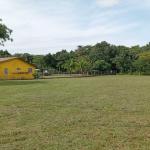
[0,57,36,80]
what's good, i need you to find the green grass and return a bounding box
[0,76,150,150]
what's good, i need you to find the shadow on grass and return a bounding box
[0,80,46,86]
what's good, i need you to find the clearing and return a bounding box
[0,76,150,150]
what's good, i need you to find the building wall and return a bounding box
[0,59,35,80]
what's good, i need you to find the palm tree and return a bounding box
[63,59,76,74]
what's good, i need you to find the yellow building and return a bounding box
[0,57,36,80]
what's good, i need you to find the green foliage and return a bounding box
[0,19,12,45]
[114,47,137,73]
[14,53,33,64]
[32,55,45,69]
[134,51,150,75]
[53,50,71,71]
[62,59,77,73]
[1,19,150,75]
[33,70,41,79]
[76,57,92,74]
[43,53,56,68]
[0,50,11,57]
[92,60,111,72]
[2,40,150,75]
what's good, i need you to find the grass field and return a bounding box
[0,76,150,150]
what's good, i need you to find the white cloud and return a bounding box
[96,0,120,7]
[0,0,149,54]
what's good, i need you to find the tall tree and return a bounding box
[134,51,150,75]
[44,53,56,68]
[114,46,137,73]
[0,19,12,46]
[63,59,77,74]
[92,60,111,72]
[76,57,92,74]
[53,50,70,71]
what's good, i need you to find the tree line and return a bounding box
[0,41,150,75]
[0,19,150,75]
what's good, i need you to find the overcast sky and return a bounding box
[0,0,150,54]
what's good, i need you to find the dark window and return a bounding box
[4,68,8,75]
[28,68,32,73]
[16,68,21,71]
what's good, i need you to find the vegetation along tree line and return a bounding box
[0,42,150,75]
[0,19,150,75]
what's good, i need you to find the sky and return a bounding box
[0,0,150,54]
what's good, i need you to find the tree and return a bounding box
[14,53,33,64]
[89,41,111,62]
[0,50,11,57]
[2,40,150,75]
[32,55,45,69]
[113,46,137,73]
[92,60,111,73]
[141,42,150,52]
[76,57,91,74]
[53,50,71,71]
[63,59,77,74]
[89,41,118,71]
[0,19,12,45]
[75,45,92,57]
[44,53,56,68]
[134,51,150,75]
